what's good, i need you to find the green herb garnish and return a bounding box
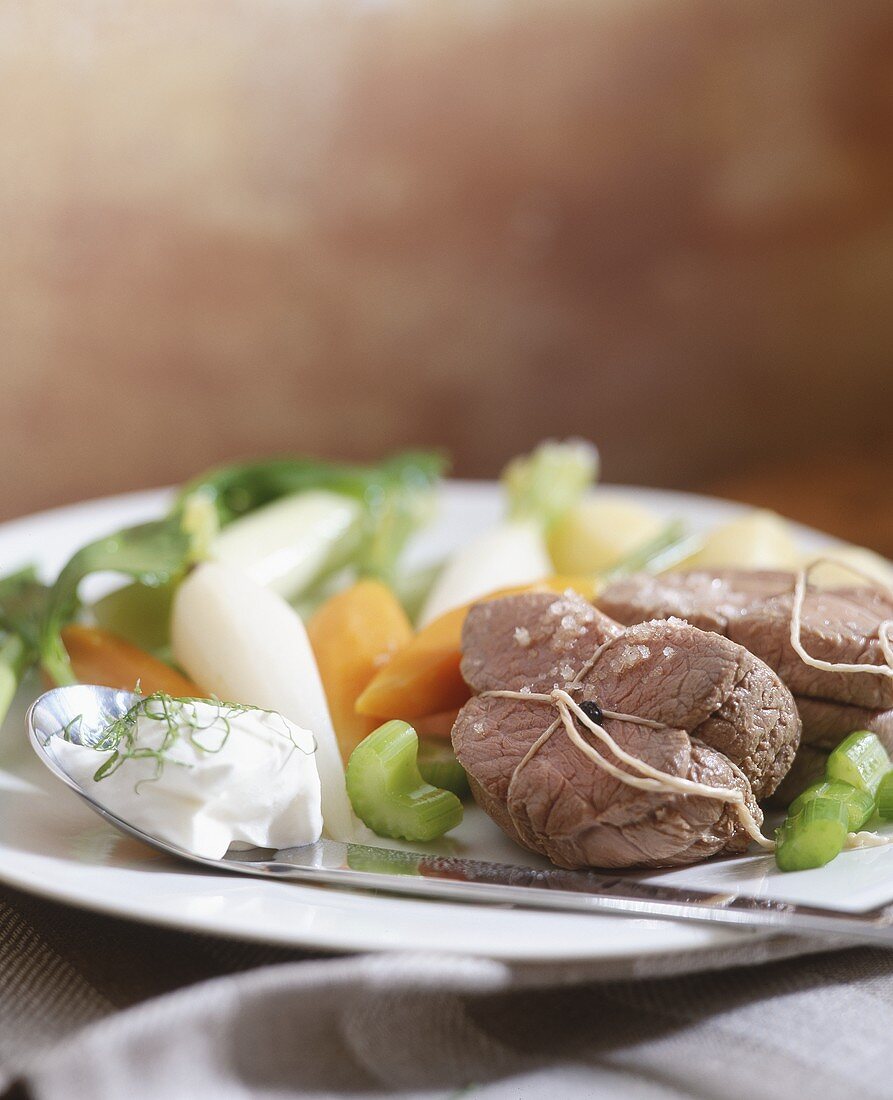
[67,692,314,791]
[39,517,201,686]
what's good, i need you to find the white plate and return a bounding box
[0,481,844,966]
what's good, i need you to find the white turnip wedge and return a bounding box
[171,562,359,842]
[417,521,551,627]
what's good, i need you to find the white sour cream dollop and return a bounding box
[52,698,322,859]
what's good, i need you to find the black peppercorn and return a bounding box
[579,700,603,725]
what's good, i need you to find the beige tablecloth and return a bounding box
[1,883,892,1099]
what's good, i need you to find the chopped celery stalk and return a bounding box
[416,741,470,798]
[876,772,893,820]
[209,490,364,599]
[789,779,874,832]
[346,720,463,842]
[92,581,176,654]
[775,798,849,872]
[503,439,598,530]
[826,731,892,796]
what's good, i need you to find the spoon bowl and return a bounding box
[27,684,192,857]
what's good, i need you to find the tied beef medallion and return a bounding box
[452,591,800,870]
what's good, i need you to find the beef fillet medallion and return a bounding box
[451,591,800,870]
[599,569,893,796]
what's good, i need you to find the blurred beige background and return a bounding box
[2,1,891,550]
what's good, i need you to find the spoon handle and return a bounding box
[223,839,893,947]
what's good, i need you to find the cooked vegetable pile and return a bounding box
[775,731,893,871]
[2,438,892,869]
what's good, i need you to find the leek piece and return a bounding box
[775,798,849,872]
[209,490,364,599]
[503,439,599,529]
[789,779,874,832]
[826,731,891,796]
[346,721,463,842]
[174,451,445,586]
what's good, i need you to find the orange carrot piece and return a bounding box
[307,579,413,763]
[60,624,203,697]
[355,575,595,720]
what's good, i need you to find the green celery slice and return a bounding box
[346,720,463,842]
[826,731,892,796]
[775,797,850,872]
[876,772,893,820]
[789,779,875,832]
[416,741,469,799]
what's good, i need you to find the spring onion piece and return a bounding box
[775,797,850,872]
[875,772,893,820]
[209,490,365,599]
[825,731,892,796]
[416,741,469,798]
[599,519,694,580]
[789,779,875,832]
[346,721,463,842]
[171,562,358,842]
[418,440,597,626]
[40,516,199,687]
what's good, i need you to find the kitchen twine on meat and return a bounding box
[791,557,893,677]
[481,564,893,855]
[482,635,775,850]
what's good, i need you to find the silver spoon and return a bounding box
[25,684,893,945]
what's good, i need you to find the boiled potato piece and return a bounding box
[548,495,665,574]
[676,510,801,571]
[804,546,893,590]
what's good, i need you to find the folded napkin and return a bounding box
[3,884,893,1100]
